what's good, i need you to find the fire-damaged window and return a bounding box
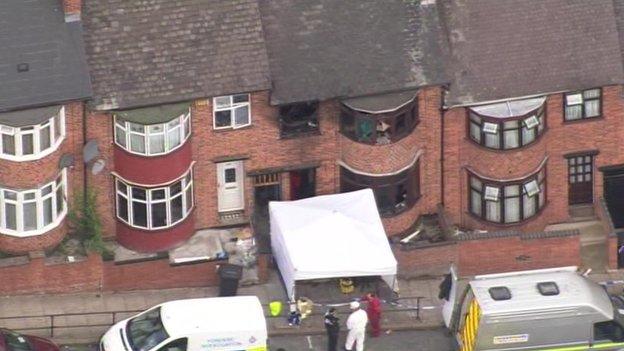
[279,102,319,138]
[339,97,418,145]
[468,164,546,224]
[340,160,420,217]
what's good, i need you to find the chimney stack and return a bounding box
[62,0,82,22]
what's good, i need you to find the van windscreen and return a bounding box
[126,307,169,351]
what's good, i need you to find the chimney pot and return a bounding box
[62,0,82,22]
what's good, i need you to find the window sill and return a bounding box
[379,196,420,218]
[117,207,194,232]
[465,129,547,154]
[0,210,66,238]
[212,125,253,133]
[279,129,321,140]
[465,201,548,228]
[562,115,603,125]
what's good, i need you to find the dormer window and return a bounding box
[0,106,65,161]
[340,90,419,145]
[279,102,319,138]
[468,97,546,150]
[114,103,191,156]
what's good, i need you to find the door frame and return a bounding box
[566,153,595,205]
[217,160,245,212]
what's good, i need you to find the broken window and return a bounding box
[279,101,319,138]
[340,99,418,145]
[340,159,420,217]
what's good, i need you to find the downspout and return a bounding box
[440,85,448,207]
[82,102,88,202]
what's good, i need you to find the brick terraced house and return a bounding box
[4,0,624,290]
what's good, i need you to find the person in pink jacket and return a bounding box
[362,292,382,337]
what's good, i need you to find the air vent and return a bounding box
[537,282,559,296]
[489,286,511,301]
[16,63,29,72]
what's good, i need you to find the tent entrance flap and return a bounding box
[269,189,398,300]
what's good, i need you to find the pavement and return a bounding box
[3,266,624,347]
[0,269,446,345]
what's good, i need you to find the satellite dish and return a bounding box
[83,140,100,163]
[91,159,106,175]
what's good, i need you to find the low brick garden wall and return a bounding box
[0,254,268,296]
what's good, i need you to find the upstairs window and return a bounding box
[279,102,319,138]
[340,159,420,217]
[340,92,419,145]
[0,106,65,161]
[213,94,251,129]
[469,164,546,224]
[468,98,546,150]
[114,110,191,156]
[564,88,601,121]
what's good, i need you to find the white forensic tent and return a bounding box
[269,189,398,300]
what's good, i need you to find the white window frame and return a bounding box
[0,169,67,237]
[113,109,192,156]
[0,107,65,161]
[212,94,251,130]
[115,167,194,230]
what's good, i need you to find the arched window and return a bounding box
[116,167,194,230]
[340,159,420,217]
[114,104,191,156]
[0,170,67,236]
[468,97,546,150]
[469,164,546,224]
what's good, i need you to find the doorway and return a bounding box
[217,161,244,212]
[604,167,624,228]
[568,155,593,205]
[289,168,316,200]
[252,173,281,253]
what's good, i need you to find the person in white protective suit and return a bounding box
[345,301,368,351]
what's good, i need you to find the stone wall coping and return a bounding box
[456,229,580,241]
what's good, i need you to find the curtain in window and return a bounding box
[485,200,501,222]
[565,105,583,120]
[584,100,600,117]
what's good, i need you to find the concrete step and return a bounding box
[569,204,595,219]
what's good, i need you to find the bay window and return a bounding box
[469,165,546,224]
[116,168,194,230]
[340,160,420,217]
[114,110,191,156]
[0,170,67,236]
[468,98,546,150]
[0,107,65,161]
[340,95,419,145]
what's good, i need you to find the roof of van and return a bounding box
[159,296,267,337]
[470,269,613,319]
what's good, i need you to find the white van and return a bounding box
[441,266,624,351]
[99,296,268,351]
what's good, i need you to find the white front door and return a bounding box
[217,161,244,212]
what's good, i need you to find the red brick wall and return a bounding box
[443,85,624,233]
[393,242,458,277]
[457,234,581,276]
[0,254,269,295]
[86,111,116,239]
[0,255,102,295]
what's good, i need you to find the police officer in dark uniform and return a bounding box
[324,307,340,351]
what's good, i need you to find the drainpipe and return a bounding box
[439,85,448,207]
[82,102,88,202]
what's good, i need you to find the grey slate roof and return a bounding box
[258,0,450,105]
[83,0,271,111]
[441,0,624,106]
[0,0,92,112]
